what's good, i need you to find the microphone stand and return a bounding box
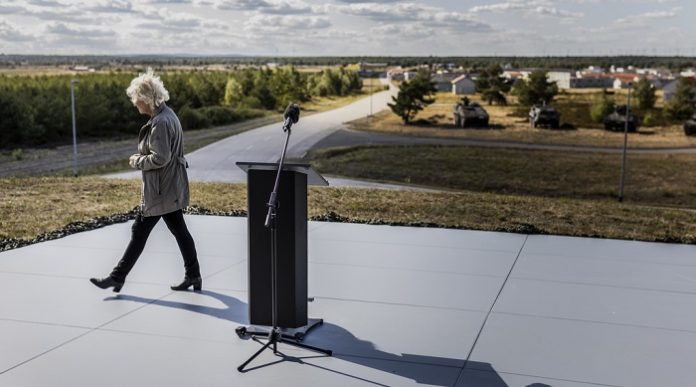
[237,113,332,373]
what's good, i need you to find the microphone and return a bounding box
[282,103,300,132]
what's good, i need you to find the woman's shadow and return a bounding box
[105,291,509,386]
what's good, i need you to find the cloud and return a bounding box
[469,1,583,19]
[370,23,433,39]
[615,7,680,25]
[0,20,34,42]
[244,13,330,32]
[331,2,492,32]
[45,22,116,37]
[209,0,314,13]
[86,0,134,13]
[335,0,401,2]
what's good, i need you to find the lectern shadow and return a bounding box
[103,293,506,386]
[303,322,507,387]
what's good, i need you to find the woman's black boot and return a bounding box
[90,277,124,293]
[171,276,202,291]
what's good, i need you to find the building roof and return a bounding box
[431,73,465,83]
[451,74,474,84]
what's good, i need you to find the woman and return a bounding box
[90,68,201,293]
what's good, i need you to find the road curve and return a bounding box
[107,86,399,187]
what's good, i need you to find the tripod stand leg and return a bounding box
[238,336,275,372]
[280,338,333,356]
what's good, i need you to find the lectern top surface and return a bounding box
[236,161,329,186]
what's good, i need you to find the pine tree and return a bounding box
[388,71,436,124]
[514,70,559,107]
[634,78,656,110]
[475,64,510,105]
[665,78,695,120]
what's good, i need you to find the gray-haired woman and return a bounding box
[90,68,201,293]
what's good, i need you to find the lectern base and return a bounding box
[236,318,326,342]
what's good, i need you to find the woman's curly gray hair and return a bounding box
[126,68,170,110]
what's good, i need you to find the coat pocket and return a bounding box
[143,170,160,203]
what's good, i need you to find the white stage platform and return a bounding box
[0,216,695,386]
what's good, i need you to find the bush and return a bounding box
[199,106,240,126]
[178,105,210,130]
[199,106,264,126]
[590,93,614,123]
[642,111,657,127]
[180,105,264,130]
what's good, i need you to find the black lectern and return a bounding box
[236,161,328,330]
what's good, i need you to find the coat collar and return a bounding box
[145,102,167,126]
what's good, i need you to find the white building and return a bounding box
[451,75,476,95]
[547,71,573,89]
[404,71,418,81]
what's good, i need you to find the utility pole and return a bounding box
[618,83,632,202]
[369,77,373,118]
[70,79,79,177]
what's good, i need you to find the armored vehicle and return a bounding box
[684,114,696,136]
[529,105,560,129]
[453,99,489,128]
[604,105,638,132]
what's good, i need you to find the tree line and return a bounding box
[4,55,696,71]
[0,67,362,149]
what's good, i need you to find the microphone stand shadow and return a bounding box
[103,293,509,386]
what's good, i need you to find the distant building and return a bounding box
[502,69,533,81]
[662,78,696,102]
[451,75,476,95]
[431,73,465,92]
[571,76,614,89]
[404,71,418,81]
[547,70,573,89]
[71,65,93,72]
[387,67,405,81]
[612,73,640,89]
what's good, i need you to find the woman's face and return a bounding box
[135,99,152,116]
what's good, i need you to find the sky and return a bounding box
[0,0,692,57]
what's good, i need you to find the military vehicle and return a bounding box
[453,98,489,128]
[529,105,561,129]
[604,105,638,132]
[684,114,696,136]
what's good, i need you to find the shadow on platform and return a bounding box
[105,290,509,386]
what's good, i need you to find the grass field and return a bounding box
[352,90,694,148]
[310,144,696,208]
[3,176,696,246]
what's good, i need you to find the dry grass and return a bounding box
[353,90,696,149]
[2,176,696,245]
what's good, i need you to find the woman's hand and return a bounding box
[129,154,140,169]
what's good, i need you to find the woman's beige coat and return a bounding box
[131,102,189,217]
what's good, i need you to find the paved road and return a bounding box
[108,85,404,189]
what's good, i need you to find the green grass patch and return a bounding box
[309,144,696,208]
